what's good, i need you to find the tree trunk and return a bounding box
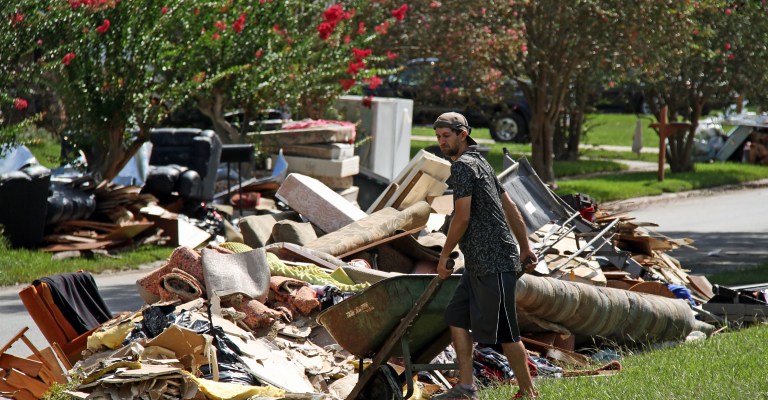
[667,102,701,173]
[529,82,556,186]
[197,90,239,145]
[85,123,148,182]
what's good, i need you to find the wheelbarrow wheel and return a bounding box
[357,364,402,400]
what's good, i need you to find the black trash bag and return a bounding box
[174,310,259,386]
[122,304,178,345]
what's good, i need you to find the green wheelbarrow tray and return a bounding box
[317,274,460,360]
[317,274,461,399]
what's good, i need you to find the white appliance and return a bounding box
[335,95,413,182]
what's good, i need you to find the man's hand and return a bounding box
[437,256,455,279]
[520,248,538,274]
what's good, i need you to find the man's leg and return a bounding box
[449,326,475,386]
[501,340,536,396]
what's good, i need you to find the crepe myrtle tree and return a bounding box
[1,1,407,181]
[476,0,695,186]
[183,1,408,145]
[361,0,525,129]
[632,1,768,173]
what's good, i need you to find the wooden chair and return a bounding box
[18,272,108,367]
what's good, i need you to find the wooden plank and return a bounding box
[389,170,424,209]
[394,173,448,210]
[389,149,451,187]
[366,182,399,214]
[687,275,715,300]
[338,226,425,259]
[278,243,341,271]
[6,368,49,398]
[30,347,67,384]
[0,378,37,400]
[0,328,29,355]
[628,282,677,298]
[0,354,43,378]
[520,337,589,367]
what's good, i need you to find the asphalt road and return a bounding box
[1,185,766,357]
[0,264,157,357]
[607,184,768,275]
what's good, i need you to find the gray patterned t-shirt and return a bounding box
[448,149,520,276]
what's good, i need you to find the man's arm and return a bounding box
[437,196,471,279]
[501,192,538,270]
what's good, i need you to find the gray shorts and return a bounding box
[444,270,521,344]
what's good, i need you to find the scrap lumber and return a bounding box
[366,150,451,213]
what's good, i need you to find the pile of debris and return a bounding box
[9,146,755,400]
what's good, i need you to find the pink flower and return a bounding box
[366,76,382,90]
[728,53,735,61]
[724,43,731,50]
[346,60,366,76]
[357,22,366,35]
[375,21,390,34]
[340,79,356,91]
[392,4,408,21]
[96,19,110,34]
[387,50,398,60]
[323,4,352,24]
[343,35,351,44]
[361,96,373,108]
[211,33,220,41]
[215,21,227,32]
[37,39,43,45]
[13,98,28,110]
[318,22,335,40]
[11,13,24,26]
[255,49,264,58]
[521,44,528,52]
[62,52,76,66]
[232,13,246,33]
[725,8,732,15]
[161,6,168,14]
[352,48,372,61]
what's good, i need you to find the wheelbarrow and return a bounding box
[317,273,461,399]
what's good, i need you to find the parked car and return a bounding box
[364,58,533,142]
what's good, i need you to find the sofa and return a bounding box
[144,128,222,202]
[0,164,51,247]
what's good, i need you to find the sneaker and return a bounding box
[512,390,539,399]
[432,385,478,400]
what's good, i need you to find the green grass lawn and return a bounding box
[481,323,768,399]
[555,162,768,202]
[582,113,659,147]
[0,238,172,286]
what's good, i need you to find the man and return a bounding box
[433,112,539,399]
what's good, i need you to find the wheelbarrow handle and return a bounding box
[346,275,446,400]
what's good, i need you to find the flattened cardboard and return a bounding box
[146,325,211,367]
